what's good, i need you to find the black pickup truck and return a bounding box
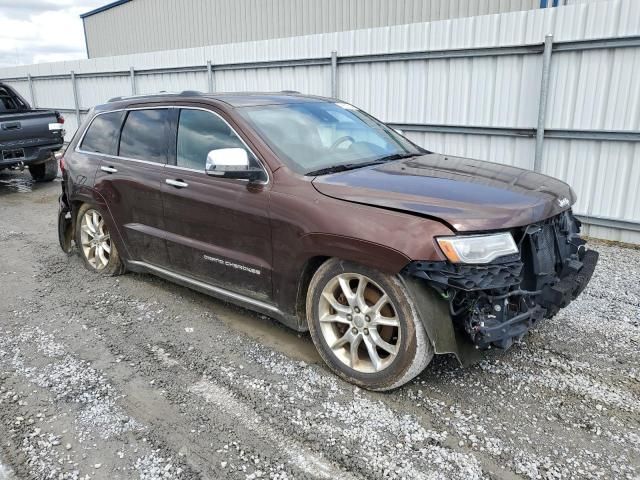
[0,82,65,181]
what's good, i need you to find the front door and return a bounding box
[161,107,273,301]
[93,107,171,267]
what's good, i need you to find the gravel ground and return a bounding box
[0,462,15,480]
[0,171,638,480]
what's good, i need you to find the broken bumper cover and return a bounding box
[57,191,73,253]
[478,249,597,348]
[405,210,599,350]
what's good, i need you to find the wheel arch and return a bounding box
[295,255,330,325]
[68,188,130,261]
[399,274,481,367]
[287,233,412,330]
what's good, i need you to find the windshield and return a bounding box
[238,102,422,175]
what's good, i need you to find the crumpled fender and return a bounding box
[399,274,481,367]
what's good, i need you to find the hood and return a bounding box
[311,153,575,232]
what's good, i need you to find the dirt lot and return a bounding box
[0,170,638,480]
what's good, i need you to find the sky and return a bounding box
[0,0,106,67]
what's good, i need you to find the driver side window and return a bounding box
[176,109,258,170]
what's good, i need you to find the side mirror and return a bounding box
[205,148,264,181]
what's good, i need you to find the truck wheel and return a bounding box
[75,204,125,276]
[29,155,58,182]
[306,258,433,391]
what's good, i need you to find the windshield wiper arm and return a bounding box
[307,153,421,177]
[306,165,352,176]
[373,152,421,162]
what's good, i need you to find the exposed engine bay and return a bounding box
[405,210,599,349]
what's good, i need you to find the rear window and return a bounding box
[80,111,125,155]
[119,109,168,163]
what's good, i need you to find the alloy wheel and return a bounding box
[80,209,111,270]
[318,273,401,373]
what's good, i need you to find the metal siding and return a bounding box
[1,0,638,242]
[135,71,209,96]
[541,139,640,225]
[31,78,75,111]
[581,223,640,245]
[214,65,330,96]
[5,80,31,104]
[404,132,536,170]
[83,0,549,58]
[76,75,131,107]
[547,47,640,130]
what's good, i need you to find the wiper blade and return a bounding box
[307,153,420,176]
[374,152,421,162]
[306,164,353,176]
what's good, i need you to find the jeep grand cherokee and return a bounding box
[58,92,598,390]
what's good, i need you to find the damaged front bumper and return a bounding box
[57,184,73,253]
[405,210,598,350]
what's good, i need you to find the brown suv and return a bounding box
[58,92,598,390]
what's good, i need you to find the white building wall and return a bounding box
[82,0,541,58]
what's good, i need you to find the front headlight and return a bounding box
[436,232,518,264]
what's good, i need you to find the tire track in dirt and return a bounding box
[41,253,482,480]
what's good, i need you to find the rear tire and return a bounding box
[306,258,433,391]
[29,155,58,182]
[75,204,125,276]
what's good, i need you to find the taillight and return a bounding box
[59,156,65,173]
[56,112,65,124]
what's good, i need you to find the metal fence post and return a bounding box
[330,51,338,98]
[70,71,81,126]
[129,67,136,95]
[27,74,36,107]
[207,60,214,93]
[534,34,553,173]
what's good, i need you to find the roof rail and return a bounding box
[108,91,197,103]
[280,90,300,94]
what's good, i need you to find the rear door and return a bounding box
[91,107,171,267]
[161,106,273,301]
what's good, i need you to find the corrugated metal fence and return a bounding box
[1,0,639,243]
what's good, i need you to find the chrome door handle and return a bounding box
[166,179,189,188]
[100,165,118,173]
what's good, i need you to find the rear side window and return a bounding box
[176,109,255,170]
[80,111,125,155]
[119,109,168,163]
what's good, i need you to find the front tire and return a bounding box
[29,155,58,182]
[306,258,433,391]
[74,204,125,276]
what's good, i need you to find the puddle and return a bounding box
[134,272,322,364]
[0,172,35,194]
[0,171,60,196]
[217,307,321,364]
